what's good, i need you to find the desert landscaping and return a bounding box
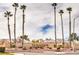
[0,39,79,55]
[0,3,79,55]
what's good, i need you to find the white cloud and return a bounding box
[0,3,79,40]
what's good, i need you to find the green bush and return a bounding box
[0,47,5,52]
[11,45,15,48]
[54,44,57,48]
[61,45,64,48]
[58,45,63,48]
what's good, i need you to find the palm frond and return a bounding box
[59,10,64,14]
[67,7,72,11]
[12,3,19,7]
[20,5,26,10]
[52,3,57,6]
[4,11,13,17]
[10,14,13,16]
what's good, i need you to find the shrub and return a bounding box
[29,47,32,49]
[47,46,50,48]
[54,44,57,48]
[35,47,38,49]
[18,46,22,48]
[57,47,60,50]
[49,47,52,49]
[23,47,27,50]
[40,47,43,49]
[47,46,52,49]
[0,47,5,53]
[11,45,15,48]
[61,45,64,48]
[58,45,63,48]
[56,45,63,52]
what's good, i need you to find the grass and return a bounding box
[0,52,15,55]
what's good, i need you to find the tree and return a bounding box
[52,3,57,47]
[12,3,19,48]
[4,11,13,47]
[76,36,79,41]
[20,35,29,41]
[67,7,72,47]
[70,33,77,41]
[20,5,26,48]
[59,10,64,47]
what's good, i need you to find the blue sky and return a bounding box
[40,24,53,34]
[0,3,79,40]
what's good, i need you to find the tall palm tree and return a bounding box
[67,7,72,47]
[4,11,13,47]
[12,3,19,48]
[52,3,57,47]
[59,10,64,47]
[20,5,26,48]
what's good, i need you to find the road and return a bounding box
[6,49,79,55]
[15,51,79,55]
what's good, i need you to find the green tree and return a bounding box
[70,33,77,41]
[20,35,29,41]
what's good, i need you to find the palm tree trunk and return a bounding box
[22,10,25,48]
[73,19,75,33]
[60,14,64,47]
[54,6,57,46]
[14,8,17,48]
[73,18,75,40]
[69,12,71,47]
[8,17,12,48]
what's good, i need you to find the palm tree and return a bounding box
[4,11,13,47]
[52,3,57,47]
[20,5,26,48]
[59,10,64,47]
[12,3,19,48]
[67,7,72,47]
[20,35,30,41]
[70,33,77,41]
